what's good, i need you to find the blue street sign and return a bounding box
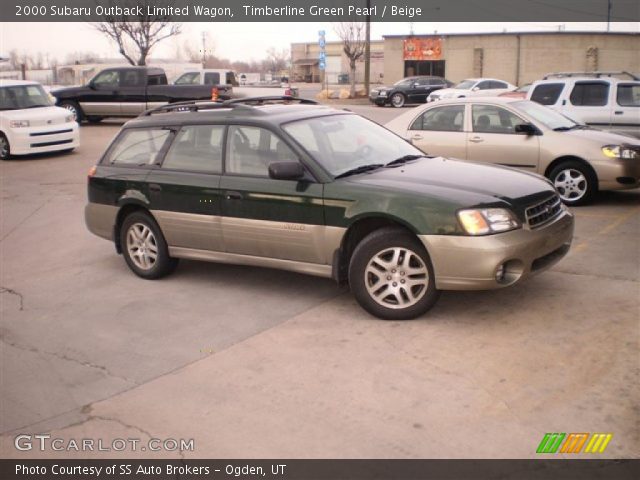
[318,30,325,37]
[319,61,326,70]
[319,51,326,61]
[319,39,326,49]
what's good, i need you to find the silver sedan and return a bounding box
[385,97,640,205]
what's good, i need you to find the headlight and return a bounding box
[379,91,387,97]
[602,145,638,159]
[10,120,30,128]
[458,208,521,235]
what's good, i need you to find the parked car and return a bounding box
[527,72,640,139]
[385,97,640,205]
[51,67,233,124]
[427,78,516,102]
[85,97,574,320]
[369,76,453,107]
[0,80,79,160]
[174,69,299,98]
[499,84,531,99]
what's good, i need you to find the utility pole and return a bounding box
[364,0,371,95]
[607,0,612,31]
[201,31,207,67]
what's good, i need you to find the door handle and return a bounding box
[469,137,484,143]
[614,111,624,115]
[149,183,162,193]
[225,191,242,200]
[411,134,423,140]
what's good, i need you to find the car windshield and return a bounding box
[283,114,423,177]
[455,80,476,90]
[393,78,413,86]
[512,100,578,130]
[0,84,52,110]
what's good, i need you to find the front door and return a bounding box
[220,125,326,264]
[80,69,121,117]
[466,104,539,170]
[146,124,225,252]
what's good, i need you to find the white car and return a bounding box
[427,78,516,102]
[0,80,79,160]
[527,74,640,139]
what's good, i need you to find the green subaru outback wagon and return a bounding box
[85,97,574,320]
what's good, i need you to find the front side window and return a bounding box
[530,83,564,105]
[93,70,119,87]
[410,105,465,132]
[162,125,224,173]
[105,128,171,165]
[570,82,609,106]
[175,72,201,85]
[283,114,421,177]
[0,85,52,110]
[472,105,525,134]
[617,84,640,107]
[226,126,298,177]
[476,81,493,90]
[455,80,475,90]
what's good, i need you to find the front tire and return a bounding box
[120,211,178,279]
[349,227,440,320]
[87,116,103,124]
[549,160,596,206]
[59,101,83,123]
[0,133,11,160]
[390,93,406,108]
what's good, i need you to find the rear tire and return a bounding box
[120,211,178,279]
[59,101,83,123]
[0,133,11,160]
[349,227,440,320]
[549,160,596,206]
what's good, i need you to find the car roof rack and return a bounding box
[141,96,318,117]
[542,71,639,80]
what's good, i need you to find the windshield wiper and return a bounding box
[553,125,581,131]
[385,154,428,167]
[334,163,384,179]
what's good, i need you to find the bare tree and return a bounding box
[263,47,290,76]
[93,0,182,66]
[333,22,366,97]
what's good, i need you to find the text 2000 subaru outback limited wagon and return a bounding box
[85,97,574,320]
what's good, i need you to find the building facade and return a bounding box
[292,32,640,86]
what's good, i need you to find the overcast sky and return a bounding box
[1,22,638,64]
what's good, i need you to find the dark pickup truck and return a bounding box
[51,67,232,123]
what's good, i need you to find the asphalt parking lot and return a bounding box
[0,106,638,459]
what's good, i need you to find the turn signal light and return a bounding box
[88,165,97,178]
[211,87,219,101]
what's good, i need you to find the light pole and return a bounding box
[364,0,371,95]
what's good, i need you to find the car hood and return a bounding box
[561,127,640,145]
[345,157,556,214]
[429,88,467,97]
[1,105,70,122]
[50,85,87,98]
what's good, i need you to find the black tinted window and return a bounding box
[490,81,508,89]
[121,70,143,87]
[570,82,609,106]
[617,84,640,107]
[162,125,224,173]
[531,83,564,105]
[411,106,465,132]
[106,129,171,165]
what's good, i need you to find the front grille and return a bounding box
[526,194,563,229]
[30,129,73,137]
[30,139,73,148]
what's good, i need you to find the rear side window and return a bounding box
[162,125,224,173]
[410,105,465,132]
[490,81,508,89]
[121,70,143,87]
[570,82,609,106]
[105,129,171,166]
[530,83,564,105]
[204,72,221,85]
[617,84,640,107]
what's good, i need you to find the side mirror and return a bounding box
[88,82,97,90]
[515,123,537,135]
[268,161,305,180]
[472,87,480,92]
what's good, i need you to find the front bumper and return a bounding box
[369,96,388,105]
[419,210,574,290]
[8,122,79,155]
[590,156,640,191]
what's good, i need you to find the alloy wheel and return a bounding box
[126,223,159,271]
[364,247,429,309]
[554,168,587,202]
[62,104,78,122]
[391,94,405,107]
[0,136,9,159]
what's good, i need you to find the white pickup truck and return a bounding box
[174,69,299,99]
[527,72,640,139]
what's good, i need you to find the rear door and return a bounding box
[466,103,539,170]
[407,104,467,159]
[563,80,612,126]
[612,82,640,136]
[219,124,326,264]
[146,124,225,252]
